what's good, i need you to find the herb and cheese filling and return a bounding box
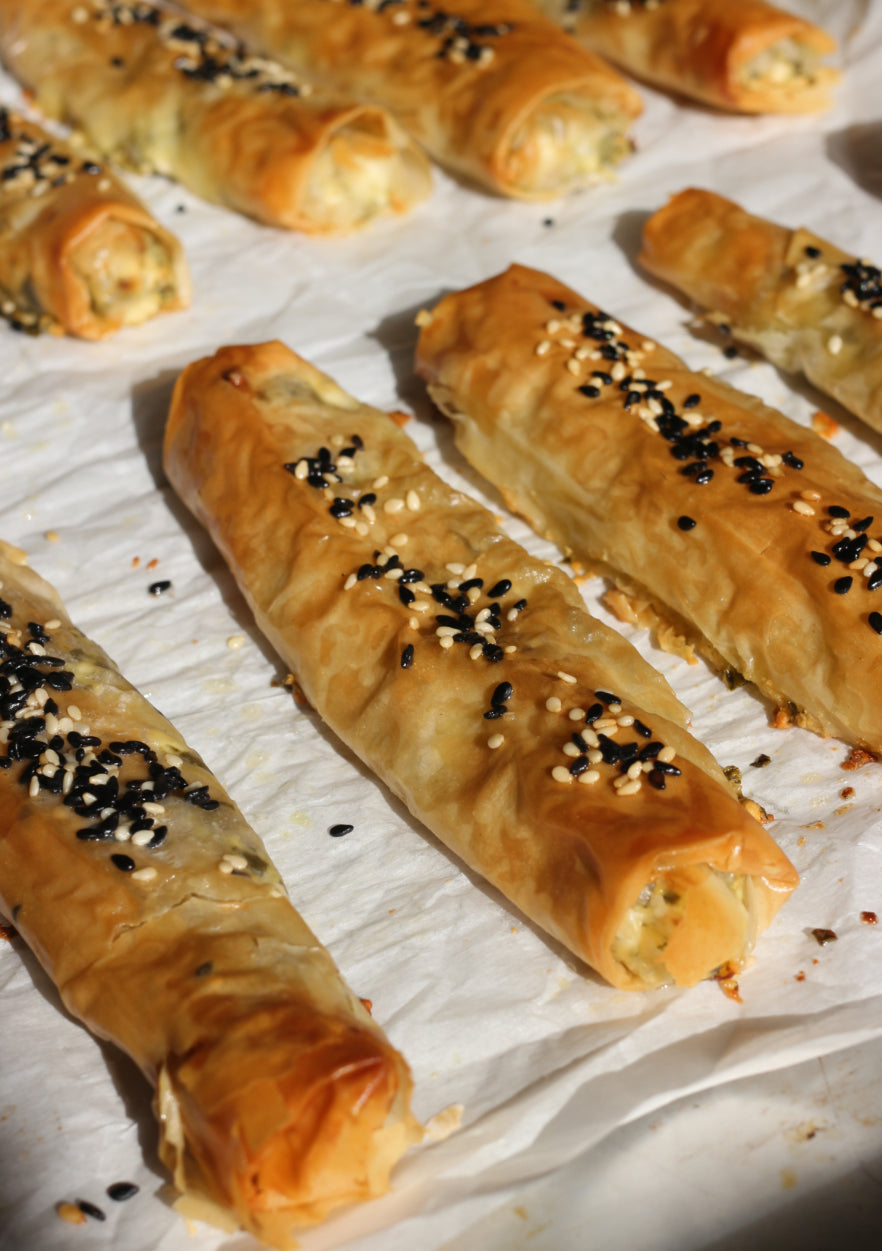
[613,867,755,989]
[503,94,632,197]
[741,38,822,93]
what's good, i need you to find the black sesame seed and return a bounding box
[834,576,853,594]
[569,756,590,777]
[723,346,738,359]
[638,741,663,761]
[482,643,504,663]
[594,690,619,705]
[647,769,667,790]
[852,516,874,532]
[804,245,822,258]
[329,823,353,837]
[677,515,697,531]
[111,854,135,872]
[653,762,681,777]
[682,394,701,409]
[811,551,832,566]
[76,1199,106,1222]
[398,585,415,606]
[357,492,376,508]
[748,479,774,495]
[584,703,603,723]
[782,451,804,470]
[106,1183,139,1203]
[551,299,566,311]
[401,644,414,670]
[832,535,867,562]
[147,826,167,849]
[870,612,882,634]
[571,732,588,752]
[578,384,602,399]
[148,580,171,596]
[194,961,213,977]
[868,567,882,592]
[487,579,512,598]
[329,499,354,518]
[633,719,652,739]
[483,707,506,719]
[491,681,513,706]
[828,505,851,519]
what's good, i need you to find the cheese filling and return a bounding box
[741,39,820,91]
[302,115,431,232]
[612,867,755,989]
[503,93,632,197]
[74,220,179,325]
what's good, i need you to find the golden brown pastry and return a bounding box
[174,0,642,199]
[0,106,189,338]
[531,0,838,113]
[415,263,882,752]
[639,187,882,436]
[0,0,431,233]
[0,538,419,1249]
[164,340,798,995]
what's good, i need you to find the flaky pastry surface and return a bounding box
[164,341,797,994]
[531,0,838,112]
[176,0,642,198]
[415,263,882,753]
[640,188,882,436]
[0,0,431,233]
[0,540,418,1249]
[0,107,189,338]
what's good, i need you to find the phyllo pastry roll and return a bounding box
[0,107,188,339]
[174,0,642,199]
[0,539,419,1249]
[0,0,431,234]
[415,263,882,752]
[531,0,838,113]
[164,340,797,994]
[640,188,882,436]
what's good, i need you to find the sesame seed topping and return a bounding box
[546,696,562,712]
[488,734,504,749]
[557,671,577,684]
[551,765,573,784]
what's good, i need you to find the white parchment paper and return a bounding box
[1,1,882,1247]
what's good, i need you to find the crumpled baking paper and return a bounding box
[2,1,882,1247]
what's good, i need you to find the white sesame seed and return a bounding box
[383,497,405,514]
[627,761,643,780]
[409,616,419,629]
[658,745,676,764]
[410,600,430,614]
[338,515,357,529]
[344,572,358,590]
[373,475,389,489]
[436,626,458,637]
[383,566,403,580]
[28,776,39,798]
[439,636,454,650]
[551,765,573,784]
[470,644,484,660]
[44,619,61,629]
[488,733,504,749]
[546,319,561,334]
[617,714,635,727]
[131,867,158,883]
[406,489,421,511]
[568,707,586,721]
[226,634,246,649]
[445,562,465,575]
[388,532,409,547]
[504,645,517,654]
[869,539,882,553]
[577,769,600,785]
[563,742,582,757]
[131,829,154,847]
[361,504,376,525]
[68,704,82,721]
[827,334,844,356]
[546,696,562,713]
[114,827,131,842]
[566,359,581,375]
[293,458,309,478]
[616,780,642,796]
[535,340,551,356]
[557,671,577,684]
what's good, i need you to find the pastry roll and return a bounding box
[0,539,419,1248]
[531,0,838,113]
[415,263,882,752]
[0,0,431,233]
[0,106,189,339]
[164,340,797,994]
[639,187,882,436]
[174,0,642,199]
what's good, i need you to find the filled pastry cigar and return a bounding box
[164,340,798,994]
[0,0,432,233]
[531,0,838,113]
[639,188,882,436]
[174,0,642,199]
[0,539,419,1249]
[0,106,189,339]
[415,263,882,752]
